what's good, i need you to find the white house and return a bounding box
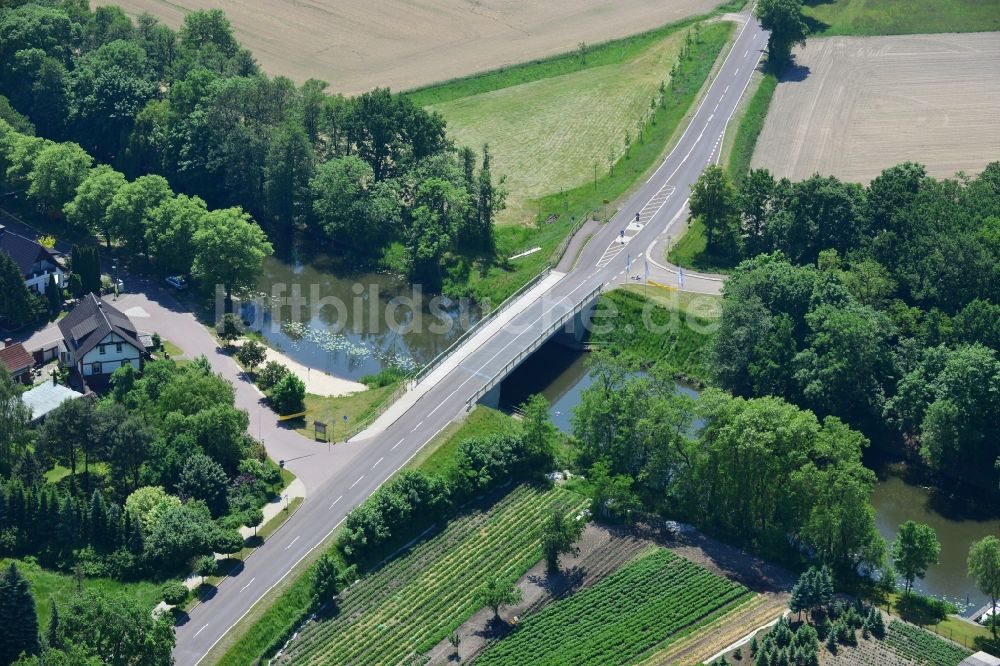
[58,293,144,379]
[0,224,64,293]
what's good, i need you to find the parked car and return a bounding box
[165,276,188,290]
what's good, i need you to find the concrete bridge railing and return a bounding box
[465,282,604,411]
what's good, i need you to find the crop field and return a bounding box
[94,0,724,93]
[821,620,972,666]
[802,0,1000,36]
[750,32,1000,184]
[475,548,753,666]
[278,485,587,665]
[429,21,733,227]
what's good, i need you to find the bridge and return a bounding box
[174,11,769,665]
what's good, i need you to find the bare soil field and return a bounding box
[750,33,1000,183]
[95,0,724,93]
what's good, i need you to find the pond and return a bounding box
[242,253,480,381]
[502,343,999,614]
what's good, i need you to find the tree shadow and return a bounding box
[194,583,218,601]
[475,616,515,641]
[780,63,812,83]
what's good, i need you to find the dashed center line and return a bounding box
[285,536,300,550]
[372,457,384,469]
[328,495,342,510]
[391,438,404,451]
[350,475,364,489]
[195,624,209,637]
[412,420,423,431]
[240,577,256,592]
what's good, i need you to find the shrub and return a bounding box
[162,582,188,606]
[269,373,306,416]
[258,361,290,390]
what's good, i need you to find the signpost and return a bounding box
[315,420,327,448]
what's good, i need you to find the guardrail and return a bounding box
[465,282,604,411]
[344,264,556,440]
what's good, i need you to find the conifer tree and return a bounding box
[0,563,40,664]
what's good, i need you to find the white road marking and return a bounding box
[285,536,300,550]
[195,624,209,637]
[734,67,740,75]
[391,438,404,451]
[412,420,423,431]
[724,85,730,94]
[350,475,364,489]
[745,50,749,57]
[372,457,384,469]
[328,495,342,509]
[240,578,256,592]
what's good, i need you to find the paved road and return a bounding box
[173,11,768,664]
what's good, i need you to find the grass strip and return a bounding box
[405,1,746,106]
[726,72,777,182]
[802,0,1000,36]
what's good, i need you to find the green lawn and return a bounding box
[291,382,400,441]
[802,0,1000,35]
[1,558,164,629]
[666,217,739,273]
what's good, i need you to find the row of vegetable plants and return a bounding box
[476,548,752,666]
[884,620,972,666]
[282,484,586,665]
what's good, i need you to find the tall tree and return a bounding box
[690,165,740,258]
[193,207,273,305]
[64,167,127,246]
[144,193,208,273]
[475,575,522,621]
[755,0,809,70]
[0,251,35,327]
[263,121,314,231]
[540,509,584,574]
[0,563,40,665]
[26,142,92,214]
[891,521,941,595]
[968,536,1000,639]
[106,174,172,256]
[0,367,30,475]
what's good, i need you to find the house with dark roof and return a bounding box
[58,293,145,380]
[0,224,64,294]
[0,340,33,383]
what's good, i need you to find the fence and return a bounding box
[465,282,604,411]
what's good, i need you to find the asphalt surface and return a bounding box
[172,12,769,664]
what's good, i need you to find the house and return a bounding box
[0,340,33,383]
[58,293,145,380]
[21,379,85,423]
[0,224,64,294]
